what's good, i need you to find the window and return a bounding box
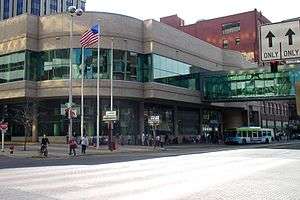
[80,0,85,11]
[223,40,229,49]
[3,0,10,19]
[31,0,41,16]
[50,0,57,13]
[235,38,240,45]
[267,131,271,136]
[253,132,258,137]
[17,0,24,15]
[262,131,266,137]
[258,131,262,137]
[222,22,240,35]
[247,131,252,138]
[242,131,247,137]
[66,0,73,7]
[237,132,241,137]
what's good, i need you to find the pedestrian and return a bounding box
[160,135,165,148]
[165,134,169,145]
[69,136,77,156]
[141,132,145,146]
[81,134,89,154]
[154,135,160,148]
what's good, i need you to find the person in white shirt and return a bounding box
[81,134,89,154]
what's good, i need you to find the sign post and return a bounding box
[148,116,160,139]
[0,122,8,152]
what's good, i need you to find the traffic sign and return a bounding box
[0,122,8,131]
[260,20,300,61]
[106,111,117,117]
[148,116,160,125]
[103,111,117,122]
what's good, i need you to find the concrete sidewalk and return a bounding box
[0,143,158,159]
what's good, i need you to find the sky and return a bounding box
[86,0,300,24]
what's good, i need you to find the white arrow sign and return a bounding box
[260,20,300,61]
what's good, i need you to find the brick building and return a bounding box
[160,9,271,62]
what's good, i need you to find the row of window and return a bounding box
[222,22,240,35]
[0,49,203,90]
[236,130,272,138]
[1,0,86,19]
[261,102,289,116]
[223,38,240,49]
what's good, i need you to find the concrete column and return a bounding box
[173,106,178,136]
[46,0,50,15]
[40,0,45,16]
[23,0,26,13]
[31,103,38,142]
[9,0,13,17]
[0,0,4,20]
[57,0,61,12]
[199,107,203,135]
[27,0,32,14]
[13,0,18,16]
[138,102,145,139]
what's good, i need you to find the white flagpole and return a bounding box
[109,37,114,151]
[96,23,100,149]
[81,47,85,138]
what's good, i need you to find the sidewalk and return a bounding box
[0,143,158,159]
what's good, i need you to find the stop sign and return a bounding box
[0,123,8,131]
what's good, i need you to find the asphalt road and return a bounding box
[0,142,299,200]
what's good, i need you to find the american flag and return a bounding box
[80,24,100,47]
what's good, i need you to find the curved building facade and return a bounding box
[0,11,256,143]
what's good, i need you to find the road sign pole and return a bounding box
[1,130,4,152]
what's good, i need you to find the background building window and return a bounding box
[3,0,10,19]
[31,0,41,16]
[80,0,85,11]
[66,0,73,7]
[50,0,57,13]
[235,38,240,45]
[17,0,24,15]
[223,40,229,49]
[222,22,240,35]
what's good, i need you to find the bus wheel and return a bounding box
[242,139,246,145]
[265,139,269,144]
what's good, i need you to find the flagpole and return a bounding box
[81,47,85,138]
[96,23,100,150]
[109,37,114,151]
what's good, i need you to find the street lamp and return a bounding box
[67,6,83,144]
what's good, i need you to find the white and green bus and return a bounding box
[224,127,274,144]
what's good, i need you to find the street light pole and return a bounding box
[110,37,114,151]
[68,14,74,143]
[67,6,83,145]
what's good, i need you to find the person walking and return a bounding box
[40,134,50,157]
[81,134,89,154]
[69,136,77,156]
[141,132,145,146]
[154,135,160,149]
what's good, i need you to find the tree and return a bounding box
[11,99,39,151]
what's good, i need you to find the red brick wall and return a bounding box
[160,10,271,62]
[160,15,185,29]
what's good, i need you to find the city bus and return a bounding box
[224,127,274,145]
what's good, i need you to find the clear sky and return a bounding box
[86,0,299,24]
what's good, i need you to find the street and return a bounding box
[0,143,299,200]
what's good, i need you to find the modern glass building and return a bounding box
[0,11,273,143]
[0,0,86,20]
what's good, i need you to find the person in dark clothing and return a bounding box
[40,134,50,157]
